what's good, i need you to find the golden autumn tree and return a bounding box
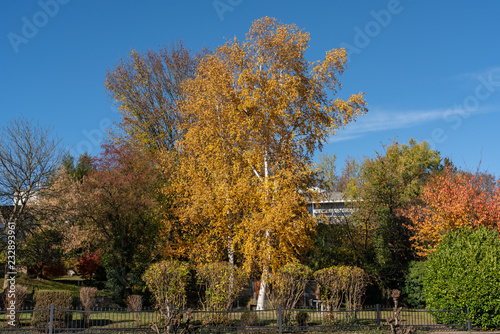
[168,114,255,265]
[173,17,367,309]
[405,166,500,256]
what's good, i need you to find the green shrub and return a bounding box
[402,260,426,308]
[142,260,190,309]
[32,290,73,328]
[143,260,190,331]
[296,310,309,326]
[267,263,312,309]
[196,262,248,312]
[424,227,500,329]
[314,265,368,312]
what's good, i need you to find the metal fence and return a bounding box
[0,304,471,333]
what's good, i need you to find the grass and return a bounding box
[53,274,85,281]
[13,273,113,300]
[16,273,83,299]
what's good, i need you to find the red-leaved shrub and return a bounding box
[75,250,101,279]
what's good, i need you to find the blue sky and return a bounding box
[2,1,500,175]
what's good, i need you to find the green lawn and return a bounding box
[12,273,111,300]
[15,273,83,298]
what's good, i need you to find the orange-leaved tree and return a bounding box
[404,166,500,256]
[173,17,367,309]
[167,127,255,265]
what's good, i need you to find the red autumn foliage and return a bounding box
[75,250,102,279]
[404,166,500,256]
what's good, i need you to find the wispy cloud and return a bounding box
[330,106,493,143]
[329,134,364,143]
[450,67,500,82]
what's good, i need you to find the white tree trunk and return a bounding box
[256,271,267,310]
[228,232,234,300]
[256,148,270,310]
[256,228,271,310]
[227,233,234,266]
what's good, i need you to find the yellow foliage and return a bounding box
[161,17,367,277]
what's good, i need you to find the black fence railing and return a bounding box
[0,304,471,333]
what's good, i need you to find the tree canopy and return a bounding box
[167,17,367,309]
[0,116,64,289]
[405,166,500,256]
[105,41,202,151]
[335,139,442,289]
[76,143,167,299]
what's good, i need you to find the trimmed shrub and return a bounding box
[402,261,426,308]
[267,263,311,310]
[80,287,98,327]
[80,287,98,310]
[126,294,143,327]
[196,262,248,312]
[126,294,143,311]
[314,265,368,312]
[32,290,73,329]
[143,260,190,310]
[143,260,190,331]
[266,263,311,326]
[424,227,500,329]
